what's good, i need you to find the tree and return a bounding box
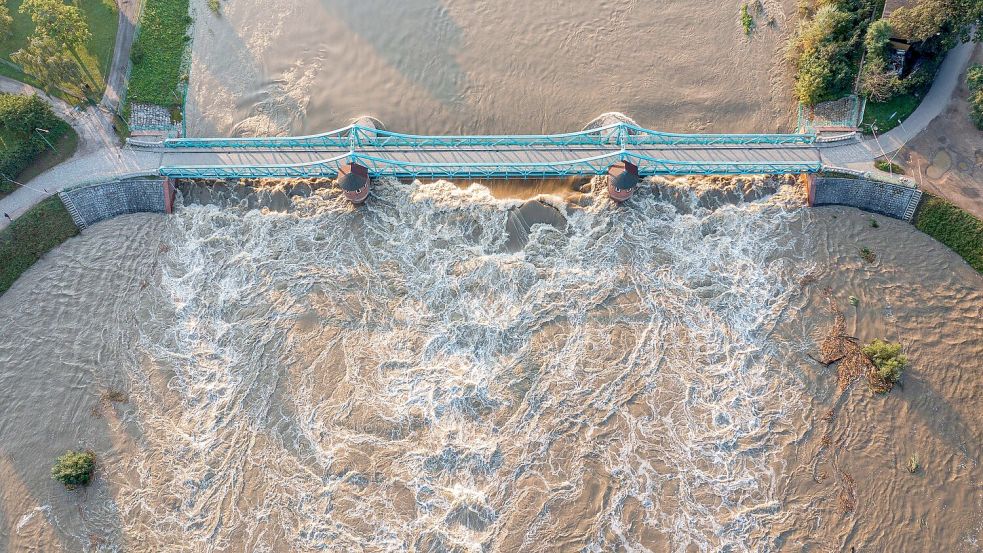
[890,0,983,48]
[19,0,91,52]
[11,34,84,94]
[789,4,862,104]
[863,19,893,63]
[860,62,902,101]
[0,1,12,42]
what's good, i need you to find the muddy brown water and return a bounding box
[185,0,799,136]
[0,177,980,551]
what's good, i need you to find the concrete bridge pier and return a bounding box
[338,163,370,204]
[607,160,639,202]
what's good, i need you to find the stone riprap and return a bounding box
[812,177,923,221]
[130,103,174,129]
[59,178,166,230]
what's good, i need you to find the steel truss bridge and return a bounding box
[154,122,823,180]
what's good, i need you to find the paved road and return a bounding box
[821,40,977,170]
[102,0,144,113]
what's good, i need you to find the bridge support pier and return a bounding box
[607,161,639,202]
[338,163,370,204]
[163,178,176,214]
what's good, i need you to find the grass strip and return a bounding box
[913,193,983,273]
[0,196,79,295]
[127,0,191,108]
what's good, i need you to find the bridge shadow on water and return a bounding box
[321,0,466,107]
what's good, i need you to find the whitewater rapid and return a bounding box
[91,177,809,551]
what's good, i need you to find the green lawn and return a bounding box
[127,0,191,108]
[0,196,79,296]
[861,92,922,134]
[913,194,983,273]
[0,0,119,98]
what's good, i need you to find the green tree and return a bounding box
[18,0,98,88]
[789,4,862,104]
[11,35,84,95]
[0,1,12,41]
[19,0,92,51]
[890,0,983,47]
[863,19,893,63]
[862,339,908,382]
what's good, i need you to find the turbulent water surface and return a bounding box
[1,179,981,551]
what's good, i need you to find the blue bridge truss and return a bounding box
[157,123,823,180]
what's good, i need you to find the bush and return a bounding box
[789,4,864,105]
[862,339,907,383]
[874,159,904,174]
[741,3,754,35]
[0,93,72,190]
[968,65,983,130]
[51,449,96,488]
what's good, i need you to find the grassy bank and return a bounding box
[862,93,921,133]
[913,194,983,273]
[0,0,119,98]
[0,196,79,295]
[0,93,76,199]
[127,0,191,109]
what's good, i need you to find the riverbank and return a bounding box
[0,196,78,295]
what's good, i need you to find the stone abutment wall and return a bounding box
[59,177,169,230]
[808,177,923,221]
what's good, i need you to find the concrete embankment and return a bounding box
[59,177,172,230]
[806,176,923,221]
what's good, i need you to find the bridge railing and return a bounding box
[159,149,823,180]
[162,123,817,150]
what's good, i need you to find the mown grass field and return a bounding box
[0,0,119,98]
[0,196,79,296]
[127,0,191,109]
[914,193,983,273]
[862,93,921,134]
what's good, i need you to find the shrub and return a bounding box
[741,3,754,35]
[789,5,863,105]
[0,93,72,187]
[874,159,904,174]
[859,246,875,263]
[969,65,983,130]
[862,339,907,383]
[51,449,96,488]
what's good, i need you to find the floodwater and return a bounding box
[1,178,980,551]
[185,0,798,136]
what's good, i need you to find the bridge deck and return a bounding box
[153,123,823,179]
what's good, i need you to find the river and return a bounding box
[0,177,980,551]
[185,0,798,136]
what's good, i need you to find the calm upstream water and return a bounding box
[1,178,981,551]
[185,0,798,136]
